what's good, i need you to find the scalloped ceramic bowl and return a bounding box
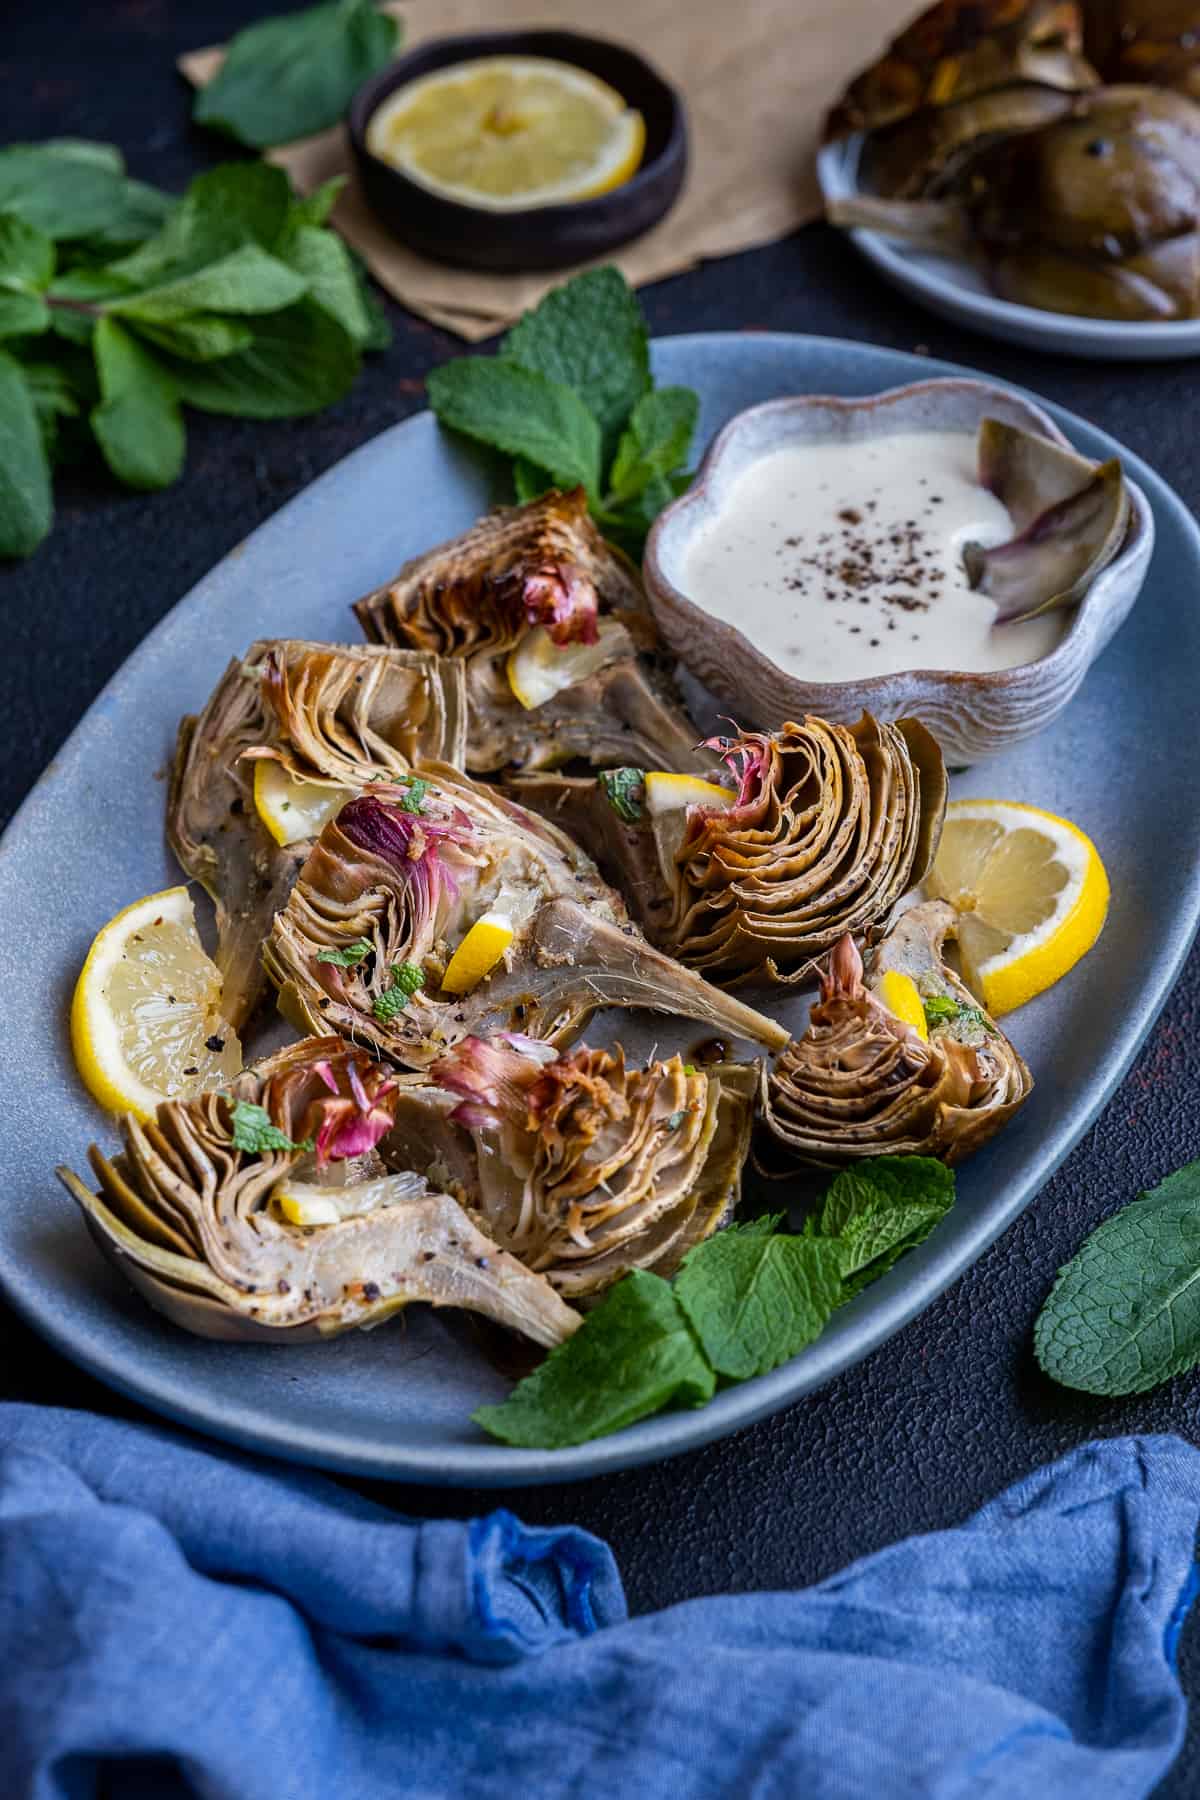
[644,378,1154,764]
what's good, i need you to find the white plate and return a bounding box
[817,137,1200,362]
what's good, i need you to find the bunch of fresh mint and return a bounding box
[475,1156,956,1448]
[0,148,389,559]
[427,267,700,558]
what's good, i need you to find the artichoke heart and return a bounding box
[650,714,947,984]
[56,1036,580,1349]
[263,770,790,1067]
[383,1035,758,1301]
[353,488,707,777]
[168,640,467,1031]
[761,900,1032,1168]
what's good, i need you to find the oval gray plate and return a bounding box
[3,334,1199,1487]
[817,139,1200,362]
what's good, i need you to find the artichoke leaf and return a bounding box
[965,420,1130,622]
[760,901,1032,1170]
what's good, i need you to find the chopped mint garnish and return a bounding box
[599,766,646,823]
[316,938,372,968]
[372,960,425,1022]
[229,1100,313,1156]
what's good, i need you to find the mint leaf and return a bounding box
[0,142,161,243]
[229,1100,313,1156]
[288,176,346,229]
[607,387,698,502]
[501,266,650,468]
[110,244,308,323]
[195,0,400,149]
[512,457,552,504]
[474,1270,714,1448]
[315,938,372,967]
[808,1156,955,1297]
[0,294,49,338]
[0,213,54,295]
[277,223,373,346]
[113,165,294,287]
[160,301,358,420]
[89,317,184,491]
[599,767,646,823]
[373,960,425,1022]
[133,316,255,363]
[675,1217,844,1380]
[1035,1159,1200,1396]
[0,351,52,556]
[427,358,602,499]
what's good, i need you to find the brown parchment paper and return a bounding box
[182,0,918,340]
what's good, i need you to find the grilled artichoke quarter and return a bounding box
[264,774,789,1067]
[352,488,707,776]
[509,715,946,986]
[761,900,1032,1168]
[56,1037,580,1348]
[381,1035,758,1301]
[169,641,467,1031]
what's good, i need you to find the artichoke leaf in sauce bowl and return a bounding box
[353,488,710,777]
[57,1037,580,1349]
[169,641,467,1031]
[384,1035,758,1302]
[263,773,789,1067]
[964,419,1132,622]
[761,900,1032,1169]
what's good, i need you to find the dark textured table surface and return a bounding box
[6,5,1200,1793]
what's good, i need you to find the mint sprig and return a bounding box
[0,156,390,559]
[1035,1158,1200,1396]
[475,1155,955,1448]
[427,268,699,559]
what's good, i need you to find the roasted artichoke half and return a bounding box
[57,1037,581,1347]
[761,900,1032,1167]
[831,71,1200,320]
[263,771,789,1067]
[825,0,1095,143]
[352,488,705,776]
[169,641,466,1030]
[1086,2,1200,99]
[382,1034,758,1300]
[639,715,945,984]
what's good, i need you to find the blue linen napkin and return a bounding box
[0,1405,1196,1799]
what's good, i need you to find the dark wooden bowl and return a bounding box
[347,29,688,274]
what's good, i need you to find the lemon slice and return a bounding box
[506,618,624,711]
[643,773,736,817]
[71,886,243,1122]
[365,56,645,210]
[253,760,345,848]
[273,1171,430,1228]
[925,799,1110,1016]
[876,970,929,1040]
[441,912,515,995]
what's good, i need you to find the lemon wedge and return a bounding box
[71,886,243,1122]
[643,773,736,817]
[876,970,929,1040]
[275,1190,341,1228]
[441,912,516,995]
[506,619,623,711]
[273,1172,430,1228]
[925,799,1110,1016]
[253,760,345,848]
[365,56,645,210]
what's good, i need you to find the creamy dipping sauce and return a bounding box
[682,429,1067,680]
